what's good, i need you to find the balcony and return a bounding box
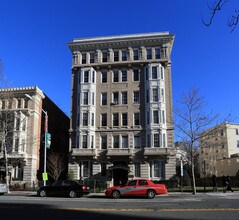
[144,147,170,156]
[107,148,132,156]
[71,148,96,157]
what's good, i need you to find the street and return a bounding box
[0,191,239,220]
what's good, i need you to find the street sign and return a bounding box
[42,172,48,181]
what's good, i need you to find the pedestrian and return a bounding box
[222,175,227,192]
[224,175,233,193]
[212,175,218,192]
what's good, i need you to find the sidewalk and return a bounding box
[4,190,238,197]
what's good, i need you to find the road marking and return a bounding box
[59,207,239,212]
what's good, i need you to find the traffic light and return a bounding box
[46,132,51,149]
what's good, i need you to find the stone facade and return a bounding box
[199,123,239,177]
[0,86,69,188]
[68,32,176,186]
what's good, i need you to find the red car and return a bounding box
[105,179,168,199]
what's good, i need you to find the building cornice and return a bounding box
[0,86,45,99]
[68,32,174,52]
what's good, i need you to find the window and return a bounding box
[122,50,127,61]
[84,70,89,83]
[122,136,128,148]
[134,135,140,149]
[133,49,139,60]
[113,92,119,105]
[160,66,164,79]
[150,160,165,179]
[128,180,137,186]
[22,119,26,131]
[83,113,88,126]
[236,129,239,135]
[139,180,148,186]
[162,110,165,124]
[147,49,152,59]
[1,100,5,109]
[92,71,95,83]
[133,69,139,81]
[102,52,107,62]
[17,99,21,108]
[16,118,20,131]
[82,135,88,148]
[83,92,88,105]
[147,134,151,147]
[91,113,94,126]
[134,112,140,125]
[121,92,127,105]
[101,163,107,176]
[101,93,107,105]
[153,110,159,124]
[81,53,86,64]
[121,70,127,82]
[237,140,239,148]
[161,89,164,102]
[152,66,157,79]
[114,51,119,62]
[101,113,107,126]
[91,92,95,105]
[122,113,128,126]
[113,113,119,126]
[154,133,160,147]
[20,139,25,152]
[113,70,119,82]
[133,91,140,104]
[91,135,94,148]
[145,67,148,80]
[134,162,141,177]
[163,133,166,147]
[152,89,159,102]
[146,90,149,103]
[24,99,28,108]
[101,71,107,83]
[90,52,94,63]
[82,161,93,177]
[155,48,160,59]
[14,138,19,152]
[113,135,119,148]
[101,136,107,149]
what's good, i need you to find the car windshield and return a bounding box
[52,181,63,186]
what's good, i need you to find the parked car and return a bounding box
[105,179,168,199]
[37,180,90,198]
[0,183,8,196]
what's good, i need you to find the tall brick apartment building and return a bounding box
[68,32,176,186]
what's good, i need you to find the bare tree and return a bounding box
[174,88,220,194]
[202,0,239,32]
[47,152,65,181]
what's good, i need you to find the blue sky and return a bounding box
[0,0,238,123]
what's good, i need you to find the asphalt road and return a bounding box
[0,191,239,220]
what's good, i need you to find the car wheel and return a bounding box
[147,190,156,199]
[39,190,47,197]
[112,190,120,199]
[69,190,77,198]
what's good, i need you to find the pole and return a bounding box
[4,141,10,193]
[43,112,48,186]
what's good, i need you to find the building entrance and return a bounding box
[111,162,129,186]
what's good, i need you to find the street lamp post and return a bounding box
[25,94,48,186]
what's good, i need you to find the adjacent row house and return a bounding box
[0,86,69,188]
